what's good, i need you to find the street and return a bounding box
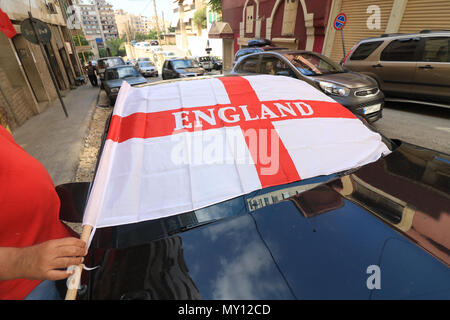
[374,102,450,155]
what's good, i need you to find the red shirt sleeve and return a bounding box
[0,125,74,299]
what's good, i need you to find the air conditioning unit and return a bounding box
[45,1,58,14]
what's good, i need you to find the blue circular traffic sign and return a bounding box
[334,13,347,30]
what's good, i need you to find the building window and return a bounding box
[282,0,298,36]
[246,5,254,34]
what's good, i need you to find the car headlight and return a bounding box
[111,88,120,93]
[318,81,350,97]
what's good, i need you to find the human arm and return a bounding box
[0,237,87,281]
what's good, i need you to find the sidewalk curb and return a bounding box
[71,89,102,183]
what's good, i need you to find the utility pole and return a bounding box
[77,35,87,64]
[162,10,166,43]
[152,0,162,44]
[178,0,188,52]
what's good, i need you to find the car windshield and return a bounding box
[139,62,154,67]
[106,67,140,80]
[99,58,124,68]
[172,59,199,69]
[107,175,336,248]
[199,57,212,62]
[283,53,344,76]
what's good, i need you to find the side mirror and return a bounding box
[56,182,91,223]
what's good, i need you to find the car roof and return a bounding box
[357,30,450,43]
[106,64,135,69]
[166,57,194,61]
[98,56,124,61]
[236,49,322,59]
[238,46,288,52]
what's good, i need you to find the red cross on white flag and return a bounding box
[82,75,390,232]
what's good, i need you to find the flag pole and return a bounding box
[65,225,93,300]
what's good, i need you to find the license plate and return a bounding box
[363,103,381,115]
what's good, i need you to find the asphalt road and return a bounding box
[373,102,450,155]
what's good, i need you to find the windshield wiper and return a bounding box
[166,219,218,236]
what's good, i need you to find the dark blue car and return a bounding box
[102,65,147,105]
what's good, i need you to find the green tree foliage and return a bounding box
[134,30,158,41]
[73,35,89,46]
[194,7,207,30]
[106,38,126,57]
[98,48,108,58]
[78,51,94,63]
[208,0,222,13]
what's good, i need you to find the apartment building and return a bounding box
[115,9,168,40]
[76,0,118,43]
[172,0,223,57]
[97,0,118,40]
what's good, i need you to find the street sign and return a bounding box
[20,18,52,45]
[334,13,347,31]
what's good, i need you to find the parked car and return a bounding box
[96,56,126,81]
[136,42,150,48]
[136,60,158,77]
[127,58,137,65]
[234,38,287,63]
[162,58,205,80]
[102,65,147,104]
[57,74,450,300]
[135,42,152,53]
[152,46,163,54]
[150,40,159,46]
[232,50,384,122]
[197,56,214,71]
[342,30,450,108]
[162,51,176,58]
[212,56,223,70]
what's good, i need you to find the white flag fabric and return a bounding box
[82,75,390,231]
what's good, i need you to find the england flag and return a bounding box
[82,75,390,233]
